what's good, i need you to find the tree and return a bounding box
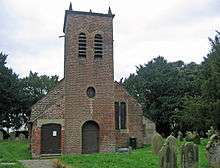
[0,52,59,129]
[201,31,220,130]
[0,52,21,129]
[174,96,212,132]
[124,56,204,136]
[19,71,59,122]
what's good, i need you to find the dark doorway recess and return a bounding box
[41,123,61,154]
[82,120,99,154]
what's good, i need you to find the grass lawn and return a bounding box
[0,140,31,168]
[0,139,209,168]
[60,139,209,168]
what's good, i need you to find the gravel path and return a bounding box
[20,159,56,168]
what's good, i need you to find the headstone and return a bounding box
[192,132,200,145]
[206,134,220,168]
[117,147,130,153]
[200,130,205,137]
[207,126,215,139]
[18,133,26,141]
[178,131,183,141]
[159,136,177,168]
[9,132,16,140]
[0,131,3,140]
[185,131,193,142]
[181,142,199,168]
[166,135,177,151]
[152,132,164,155]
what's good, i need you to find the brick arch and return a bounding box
[82,120,100,154]
[77,28,89,36]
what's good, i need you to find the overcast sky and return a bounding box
[0,0,219,81]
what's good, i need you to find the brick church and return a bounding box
[29,3,155,158]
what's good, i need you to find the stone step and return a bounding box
[40,154,61,159]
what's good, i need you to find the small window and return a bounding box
[115,102,119,130]
[78,33,86,58]
[115,102,127,130]
[94,34,103,58]
[120,102,126,129]
[86,87,96,98]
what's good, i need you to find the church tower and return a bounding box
[63,4,116,154]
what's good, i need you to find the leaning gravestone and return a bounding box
[0,131,3,140]
[181,142,199,168]
[178,131,183,141]
[206,133,220,168]
[159,136,177,168]
[152,132,164,155]
[9,132,16,140]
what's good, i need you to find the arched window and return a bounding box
[78,33,86,58]
[94,34,103,58]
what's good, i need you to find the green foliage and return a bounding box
[19,71,59,122]
[0,52,21,129]
[124,56,202,135]
[21,71,58,104]
[175,96,212,132]
[202,32,220,101]
[123,31,220,135]
[201,31,220,130]
[0,52,59,129]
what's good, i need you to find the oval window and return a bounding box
[86,87,96,98]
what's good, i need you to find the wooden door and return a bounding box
[82,121,99,154]
[41,123,61,154]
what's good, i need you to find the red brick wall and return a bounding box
[31,80,64,121]
[31,123,41,158]
[63,11,116,154]
[114,82,144,148]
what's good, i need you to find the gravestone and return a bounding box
[0,131,3,140]
[192,132,200,145]
[207,126,215,139]
[181,142,199,168]
[206,133,220,168]
[178,131,183,141]
[9,132,16,140]
[18,133,26,141]
[200,130,205,138]
[167,135,177,150]
[159,136,177,168]
[152,132,163,155]
[185,131,193,142]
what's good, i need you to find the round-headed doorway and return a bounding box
[82,120,99,154]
